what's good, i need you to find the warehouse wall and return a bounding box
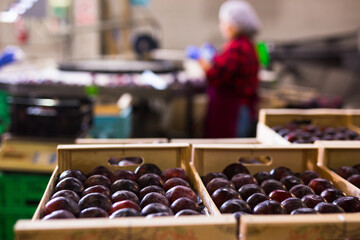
[1,0,360,56]
[149,0,360,49]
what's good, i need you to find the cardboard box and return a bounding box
[190,144,360,240]
[14,143,237,240]
[257,108,360,145]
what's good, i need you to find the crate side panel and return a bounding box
[15,216,237,240]
[198,148,316,176]
[325,149,360,170]
[240,215,345,240]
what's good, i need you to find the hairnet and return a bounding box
[219,0,261,36]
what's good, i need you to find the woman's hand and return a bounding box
[198,58,212,73]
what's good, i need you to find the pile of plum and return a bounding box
[335,164,360,188]
[271,122,360,143]
[42,164,203,220]
[204,163,360,217]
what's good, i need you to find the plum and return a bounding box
[141,203,174,216]
[281,175,304,190]
[335,166,359,179]
[84,174,111,188]
[78,193,111,212]
[239,184,265,201]
[260,179,286,195]
[270,167,294,181]
[353,164,360,173]
[211,187,241,208]
[246,193,270,210]
[333,196,360,213]
[87,166,113,179]
[146,212,173,218]
[345,130,359,139]
[324,127,336,136]
[43,196,79,217]
[140,192,170,208]
[253,171,273,184]
[301,194,325,208]
[137,173,164,189]
[163,177,190,192]
[219,199,251,214]
[203,172,228,186]
[347,174,360,188]
[138,185,165,200]
[112,190,139,204]
[42,210,75,220]
[291,208,318,215]
[82,185,111,198]
[290,184,315,198]
[308,178,333,195]
[54,177,84,196]
[284,133,298,143]
[174,209,200,216]
[314,202,345,213]
[135,163,162,178]
[51,190,80,203]
[110,179,140,195]
[170,197,200,214]
[281,197,307,213]
[231,174,258,190]
[223,163,250,179]
[110,170,137,183]
[320,188,345,203]
[253,200,287,214]
[79,207,109,218]
[58,169,86,183]
[299,170,321,185]
[109,200,141,214]
[206,178,235,195]
[165,185,197,203]
[109,208,140,218]
[269,190,294,203]
[162,167,190,182]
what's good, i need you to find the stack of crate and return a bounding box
[14,109,360,240]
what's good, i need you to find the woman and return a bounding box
[199,0,261,138]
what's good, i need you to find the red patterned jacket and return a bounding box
[204,35,259,138]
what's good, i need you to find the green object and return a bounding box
[0,206,36,240]
[0,172,50,240]
[0,172,50,207]
[0,90,10,134]
[85,85,100,97]
[256,41,270,68]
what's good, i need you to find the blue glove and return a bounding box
[0,46,24,69]
[200,43,216,62]
[185,45,201,60]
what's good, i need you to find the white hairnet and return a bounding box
[219,0,261,36]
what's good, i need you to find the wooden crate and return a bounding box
[348,109,360,129]
[75,138,168,144]
[257,108,360,145]
[316,141,360,198]
[0,138,59,173]
[190,144,360,240]
[14,143,237,240]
